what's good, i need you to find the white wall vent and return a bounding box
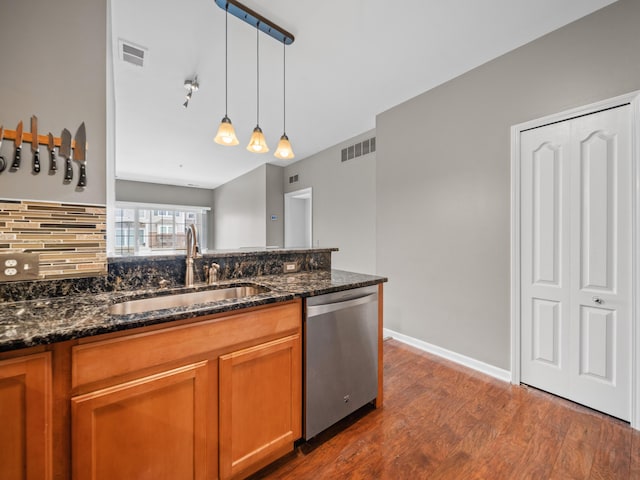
[341,137,376,162]
[289,174,299,184]
[119,39,147,67]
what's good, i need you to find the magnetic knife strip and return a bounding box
[1,129,77,149]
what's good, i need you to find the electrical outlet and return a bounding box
[283,262,298,273]
[0,253,40,282]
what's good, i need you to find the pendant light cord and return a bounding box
[256,24,260,125]
[224,6,228,116]
[283,42,286,135]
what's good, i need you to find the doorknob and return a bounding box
[592,296,603,305]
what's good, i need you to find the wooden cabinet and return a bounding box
[0,352,52,480]
[0,288,382,479]
[219,334,301,480]
[72,361,212,480]
[69,299,302,480]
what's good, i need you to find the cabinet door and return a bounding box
[72,361,211,480]
[0,352,52,480]
[219,334,301,480]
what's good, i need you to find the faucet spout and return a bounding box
[185,224,200,287]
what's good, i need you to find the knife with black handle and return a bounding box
[74,122,87,187]
[60,128,73,182]
[11,121,23,171]
[47,133,57,173]
[0,126,5,173]
[31,115,40,174]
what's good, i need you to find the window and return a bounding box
[114,202,209,256]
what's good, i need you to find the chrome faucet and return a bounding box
[185,224,200,287]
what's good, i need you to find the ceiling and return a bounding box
[111,0,617,189]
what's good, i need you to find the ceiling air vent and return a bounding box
[341,137,376,162]
[119,40,147,67]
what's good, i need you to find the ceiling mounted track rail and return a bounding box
[214,0,295,45]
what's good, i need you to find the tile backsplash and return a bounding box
[0,199,107,279]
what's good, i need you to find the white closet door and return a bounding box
[520,105,631,420]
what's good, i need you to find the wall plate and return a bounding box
[0,253,40,282]
[283,262,298,273]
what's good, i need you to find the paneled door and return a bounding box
[520,105,632,420]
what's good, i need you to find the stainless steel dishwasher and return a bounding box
[304,285,379,439]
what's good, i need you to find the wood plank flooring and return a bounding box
[252,339,640,479]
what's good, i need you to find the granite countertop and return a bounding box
[0,269,386,353]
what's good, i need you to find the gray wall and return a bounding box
[284,130,376,274]
[376,0,640,370]
[212,165,267,249]
[116,179,214,207]
[115,179,215,249]
[0,0,106,205]
[265,164,284,247]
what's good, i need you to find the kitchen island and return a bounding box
[0,249,386,480]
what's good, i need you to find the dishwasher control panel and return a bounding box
[0,253,40,282]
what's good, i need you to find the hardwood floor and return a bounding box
[252,339,640,479]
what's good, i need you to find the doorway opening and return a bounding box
[284,188,312,248]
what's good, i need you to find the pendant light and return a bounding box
[214,4,239,146]
[247,23,269,153]
[274,42,295,160]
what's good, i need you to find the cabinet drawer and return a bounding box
[72,300,301,390]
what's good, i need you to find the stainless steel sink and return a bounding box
[109,284,270,316]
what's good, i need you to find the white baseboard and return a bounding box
[383,328,511,383]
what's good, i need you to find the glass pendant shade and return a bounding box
[274,134,295,159]
[247,125,269,153]
[214,116,239,145]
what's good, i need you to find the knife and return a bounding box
[10,121,23,171]
[60,128,73,182]
[47,133,57,173]
[74,122,87,187]
[0,126,5,173]
[31,115,40,174]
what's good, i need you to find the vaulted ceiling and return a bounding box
[111,0,617,189]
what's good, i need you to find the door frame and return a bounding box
[510,90,640,428]
[284,187,313,248]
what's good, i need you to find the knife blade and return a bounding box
[0,126,6,173]
[10,121,23,171]
[47,133,57,173]
[74,122,87,187]
[31,115,40,174]
[60,128,73,182]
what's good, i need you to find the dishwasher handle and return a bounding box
[307,293,377,317]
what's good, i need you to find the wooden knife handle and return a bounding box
[64,158,73,181]
[50,150,57,172]
[33,150,40,174]
[11,146,21,170]
[77,163,87,188]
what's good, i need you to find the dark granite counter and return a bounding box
[0,270,386,353]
